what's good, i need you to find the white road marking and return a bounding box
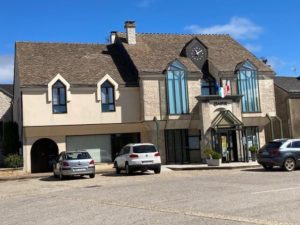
[252,186,300,194]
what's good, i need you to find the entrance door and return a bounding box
[217,130,238,162]
[165,129,189,164]
[31,138,59,173]
[111,133,140,160]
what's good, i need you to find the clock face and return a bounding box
[191,46,205,62]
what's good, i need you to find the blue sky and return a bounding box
[0,0,299,83]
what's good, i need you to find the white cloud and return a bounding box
[0,55,14,84]
[244,43,262,53]
[267,56,286,70]
[137,0,154,8]
[185,17,263,40]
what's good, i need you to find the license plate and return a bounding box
[74,168,86,172]
[142,161,153,164]
[262,151,269,156]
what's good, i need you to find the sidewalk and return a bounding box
[0,162,261,181]
[165,162,260,171]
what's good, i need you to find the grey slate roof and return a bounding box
[116,33,274,77]
[16,42,138,87]
[0,84,13,97]
[274,76,300,93]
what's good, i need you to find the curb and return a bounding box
[167,165,261,171]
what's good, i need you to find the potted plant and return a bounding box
[249,145,258,161]
[204,148,222,166]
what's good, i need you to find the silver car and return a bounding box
[53,151,95,180]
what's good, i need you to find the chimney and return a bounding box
[124,21,136,45]
[110,31,117,44]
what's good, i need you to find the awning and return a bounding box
[211,110,243,129]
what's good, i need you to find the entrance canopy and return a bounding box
[211,110,243,130]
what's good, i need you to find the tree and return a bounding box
[3,121,20,156]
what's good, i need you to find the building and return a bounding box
[0,84,13,165]
[274,76,300,138]
[13,21,277,173]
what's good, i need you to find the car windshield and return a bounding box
[133,145,157,153]
[265,141,285,149]
[65,152,91,160]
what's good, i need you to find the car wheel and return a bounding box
[89,174,95,178]
[154,168,161,174]
[262,164,273,171]
[284,157,296,171]
[115,162,121,174]
[125,163,131,175]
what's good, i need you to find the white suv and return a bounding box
[114,143,161,175]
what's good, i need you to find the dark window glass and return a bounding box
[65,152,91,160]
[167,60,188,115]
[237,61,260,112]
[101,81,115,112]
[133,145,157,153]
[52,80,67,113]
[265,141,285,149]
[292,141,300,148]
[201,79,216,96]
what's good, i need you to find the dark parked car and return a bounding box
[53,151,95,180]
[257,139,300,171]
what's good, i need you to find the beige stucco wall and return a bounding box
[141,80,161,121]
[22,87,140,126]
[258,78,276,116]
[289,98,300,138]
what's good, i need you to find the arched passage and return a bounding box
[31,138,59,173]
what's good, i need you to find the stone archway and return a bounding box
[31,138,59,173]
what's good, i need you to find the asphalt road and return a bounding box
[0,168,299,225]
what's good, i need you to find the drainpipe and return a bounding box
[153,116,160,151]
[274,116,283,138]
[266,114,274,140]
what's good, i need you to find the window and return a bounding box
[243,126,260,149]
[201,76,216,96]
[52,80,67,113]
[101,81,115,112]
[291,141,300,148]
[237,61,260,112]
[167,60,188,115]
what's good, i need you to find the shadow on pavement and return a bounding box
[242,167,288,172]
[39,175,89,182]
[101,171,154,177]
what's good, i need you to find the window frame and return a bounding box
[101,80,116,112]
[52,80,67,114]
[236,61,261,113]
[166,60,189,115]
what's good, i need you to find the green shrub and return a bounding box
[249,145,258,153]
[4,154,23,168]
[203,148,221,160]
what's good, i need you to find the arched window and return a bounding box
[236,60,260,112]
[167,60,188,115]
[52,80,67,113]
[101,80,115,112]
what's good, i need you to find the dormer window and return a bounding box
[236,60,260,113]
[52,80,67,113]
[101,80,115,112]
[166,60,188,115]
